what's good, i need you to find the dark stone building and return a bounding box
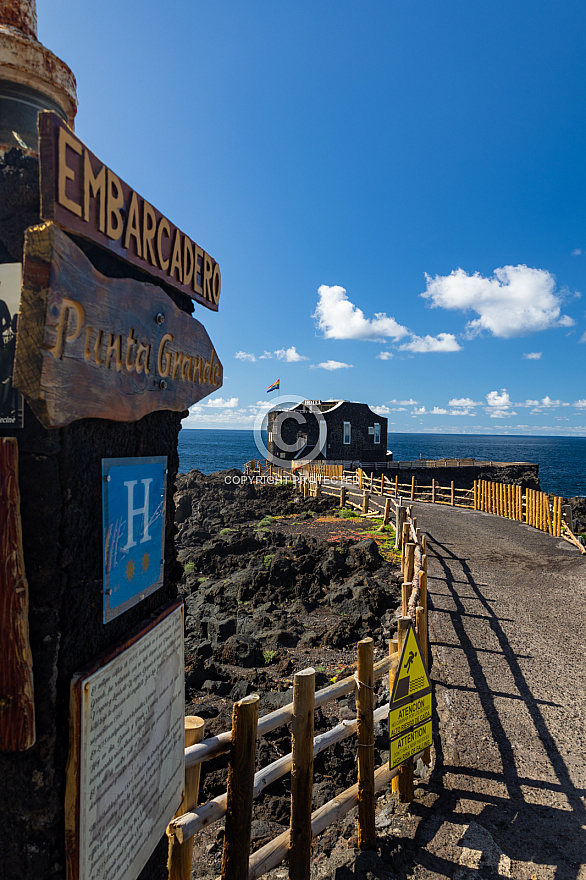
[267,399,389,465]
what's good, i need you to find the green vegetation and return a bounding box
[334,507,359,519]
[257,515,274,528]
[219,527,234,536]
[263,553,275,569]
[263,649,277,665]
[183,561,195,573]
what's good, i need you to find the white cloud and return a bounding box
[399,333,461,353]
[310,360,353,370]
[540,396,568,408]
[313,285,408,341]
[389,398,418,405]
[580,331,586,343]
[430,407,449,415]
[523,352,542,360]
[573,399,586,407]
[448,397,479,407]
[572,248,582,256]
[422,265,574,338]
[244,347,308,362]
[486,389,511,408]
[489,409,517,419]
[371,404,391,414]
[201,396,239,408]
[377,351,394,360]
[274,346,308,362]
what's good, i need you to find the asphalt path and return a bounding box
[407,502,586,880]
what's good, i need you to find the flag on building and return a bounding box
[267,379,280,393]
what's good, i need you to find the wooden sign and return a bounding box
[65,602,184,880]
[38,111,221,312]
[0,437,35,751]
[14,223,223,429]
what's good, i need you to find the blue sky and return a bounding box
[41,1,586,436]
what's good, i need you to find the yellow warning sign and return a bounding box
[389,623,432,769]
[390,720,432,769]
[390,624,431,705]
[389,692,431,739]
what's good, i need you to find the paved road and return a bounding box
[408,503,586,880]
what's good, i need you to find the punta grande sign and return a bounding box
[38,111,221,311]
[14,224,222,429]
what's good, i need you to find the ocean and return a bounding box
[178,429,586,498]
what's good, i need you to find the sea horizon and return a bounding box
[178,428,586,498]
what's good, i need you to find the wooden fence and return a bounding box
[248,461,571,542]
[167,507,429,879]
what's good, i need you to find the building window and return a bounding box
[374,423,380,444]
[343,421,351,444]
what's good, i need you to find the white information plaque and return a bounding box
[65,603,184,880]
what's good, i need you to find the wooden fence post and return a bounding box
[357,639,375,850]
[400,523,410,570]
[167,717,206,880]
[405,543,415,584]
[289,669,315,880]
[394,475,398,497]
[362,491,370,515]
[401,582,411,618]
[389,637,399,794]
[383,497,391,526]
[340,485,346,508]
[396,618,414,802]
[431,479,436,504]
[410,476,415,501]
[450,481,455,506]
[221,695,259,880]
[379,474,385,496]
[554,496,561,536]
[395,502,406,550]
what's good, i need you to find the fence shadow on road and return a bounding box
[406,532,586,879]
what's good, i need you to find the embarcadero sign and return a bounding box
[38,111,221,311]
[14,223,223,428]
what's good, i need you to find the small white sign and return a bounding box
[70,604,184,880]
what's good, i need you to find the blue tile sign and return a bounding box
[102,456,167,623]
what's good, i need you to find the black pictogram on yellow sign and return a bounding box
[390,623,431,706]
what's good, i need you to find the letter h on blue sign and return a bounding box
[102,456,167,623]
